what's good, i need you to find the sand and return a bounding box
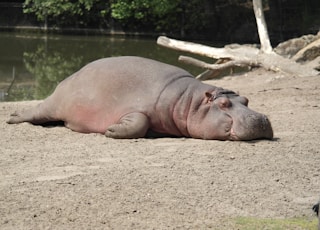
[1,68,319,229]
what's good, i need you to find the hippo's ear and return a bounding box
[205,92,214,103]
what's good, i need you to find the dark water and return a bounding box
[0,32,210,102]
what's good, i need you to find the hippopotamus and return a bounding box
[7,56,273,140]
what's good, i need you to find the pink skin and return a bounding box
[7,56,273,141]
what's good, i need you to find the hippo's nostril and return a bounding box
[259,115,273,139]
[261,116,270,130]
[245,114,260,127]
[246,114,266,128]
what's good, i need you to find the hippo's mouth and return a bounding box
[224,112,250,141]
[223,113,240,141]
[229,127,240,141]
[226,116,240,141]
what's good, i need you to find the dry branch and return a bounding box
[157,36,259,60]
[179,55,258,70]
[195,70,220,80]
[157,36,319,78]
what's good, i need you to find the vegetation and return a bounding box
[111,0,177,20]
[23,0,97,21]
[22,0,210,36]
[110,0,209,34]
[23,0,109,27]
[21,0,320,41]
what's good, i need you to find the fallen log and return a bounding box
[157,36,319,79]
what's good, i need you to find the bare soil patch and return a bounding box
[1,68,319,229]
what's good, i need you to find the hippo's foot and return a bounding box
[105,112,149,139]
[7,111,25,124]
[7,106,55,125]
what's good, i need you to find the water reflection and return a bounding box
[0,32,206,101]
[23,45,83,99]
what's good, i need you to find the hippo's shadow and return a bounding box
[145,130,181,139]
[36,123,182,138]
[243,137,279,143]
[39,121,65,128]
[36,123,279,141]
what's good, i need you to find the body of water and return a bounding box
[0,32,208,101]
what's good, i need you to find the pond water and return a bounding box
[0,32,210,101]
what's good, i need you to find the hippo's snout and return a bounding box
[248,114,273,138]
[233,113,273,140]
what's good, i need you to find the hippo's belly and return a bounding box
[63,103,113,133]
[61,94,154,134]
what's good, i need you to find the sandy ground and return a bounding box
[0,68,319,229]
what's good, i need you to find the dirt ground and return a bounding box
[0,68,319,229]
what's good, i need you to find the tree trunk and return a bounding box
[253,0,272,53]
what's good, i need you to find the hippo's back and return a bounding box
[81,56,191,84]
[59,56,191,94]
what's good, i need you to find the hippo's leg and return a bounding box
[7,100,57,125]
[105,112,149,139]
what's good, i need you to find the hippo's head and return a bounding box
[188,89,273,141]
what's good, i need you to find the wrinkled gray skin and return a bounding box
[7,56,273,141]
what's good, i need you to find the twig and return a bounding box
[6,66,16,97]
[179,55,260,70]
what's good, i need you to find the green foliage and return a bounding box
[21,0,320,40]
[24,0,94,20]
[110,0,210,34]
[23,0,109,27]
[111,0,178,20]
[22,0,210,35]
[23,45,83,99]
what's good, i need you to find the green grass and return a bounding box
[232,216,318,230]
